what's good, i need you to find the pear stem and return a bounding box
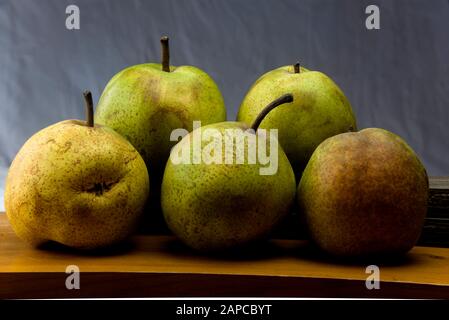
[83,90,94,127]
[294,62,300,73]
[250,94,294,132]
[161,36,170,72]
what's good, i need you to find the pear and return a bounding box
[237,63,357,177]
[161,95,296,251]
[5,91,149,249]
[95,37,226,226]
[297,128,428,257]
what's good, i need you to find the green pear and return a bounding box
[5,92,149,249]
[297,128,428,257]
[95,37,226,230]
[95,36,226,184]
[237,63,357,176]
[161,95,296,251]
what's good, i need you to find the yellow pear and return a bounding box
[5,91,149,249]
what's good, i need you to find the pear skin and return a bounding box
[95,63,226,175]
[238,64,356,176]
[297,128,428,257]
[162,95,296,251]
[5,93,149,249]
[95,38,226,230]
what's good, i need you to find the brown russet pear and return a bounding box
[5,91,149,249]
[162,95,296,251]
[297,128,428,257]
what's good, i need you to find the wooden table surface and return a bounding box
[0,214,448,299]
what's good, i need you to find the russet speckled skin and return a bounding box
[5,120,150,249]
[297,128,428,257]
[237,65,357,176]
[95,63,226,177]
[161,121,296,251]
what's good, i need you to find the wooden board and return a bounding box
[419,176,449,247]
[1,215,448,299]
[428,176,449,216]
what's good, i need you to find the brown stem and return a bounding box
[294,62,300,73]
[250,94,294,131]
[83,90,94,127]
[161,36,170,72]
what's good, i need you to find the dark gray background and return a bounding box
[1,0,448,211]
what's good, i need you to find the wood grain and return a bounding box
[420,176,449,247]
[1,214,448,298]
[428,176,449,214]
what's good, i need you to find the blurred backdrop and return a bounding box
[1,0,448,211]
